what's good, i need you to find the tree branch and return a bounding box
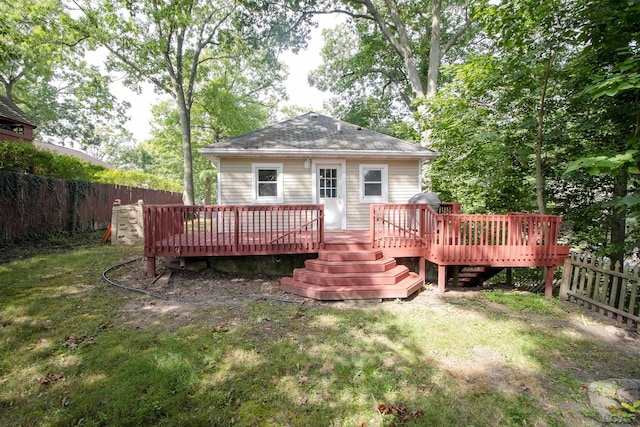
[442,15,471,56]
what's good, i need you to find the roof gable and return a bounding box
[34,141,114,169]
[199,112,439,160]
[0,95,36,127]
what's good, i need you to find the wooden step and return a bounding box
[447,266,505,287]
[280,273,424,301]
[318,250,383,262]
[305,257,397,274]
[323,242,371,252]
[292,265,410,286]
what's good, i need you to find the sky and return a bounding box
[117,15,342,143]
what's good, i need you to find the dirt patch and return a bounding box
[105,257,640,357]
[104,256,312,328]
[107,257,306,303]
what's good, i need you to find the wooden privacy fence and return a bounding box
[0,171,182,244]
[560,253,639,329]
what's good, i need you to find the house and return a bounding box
[143,113,569,301]
[198,112,439,230]
[34,141,114,169]
[0,94,113,168]
[0,94,36,142]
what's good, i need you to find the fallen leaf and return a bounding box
[296,396,308,406]
[36,372,65,386]
[213,323,228,333]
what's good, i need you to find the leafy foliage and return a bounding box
[0,141,100,180]
[310,0,475,135]
[420,0,640,259]
[0,0,129,146]
[0,140,178,190]
[93,169,181,192]
[74,0,314,204]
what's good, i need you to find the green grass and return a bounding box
[1,238,639,426]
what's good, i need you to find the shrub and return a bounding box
[93,169,181,192]
[0,140,179,191]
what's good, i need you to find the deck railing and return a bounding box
[371,204,568,267]
[144,204,324,260]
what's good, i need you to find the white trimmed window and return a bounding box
[359,164,388,203]
[252,163,283,203]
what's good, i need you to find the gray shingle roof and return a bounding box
[0,95,36,127]
[199,112,439,160]
[34,141,114,169]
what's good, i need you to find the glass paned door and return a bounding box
[317,165,343,230]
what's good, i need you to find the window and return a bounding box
[319,168,338,198]
[359,164,388,203]
[252,163,283,203]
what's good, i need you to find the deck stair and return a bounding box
[448,266,504,287]
[280,240,424,300]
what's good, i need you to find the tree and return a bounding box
[424,0,639,260]
[309,0,474,137]
[141,58,276,204]
[0,0,129,146]
[564,0,640,262]
[73,0,314,204]
[450,0,577,214]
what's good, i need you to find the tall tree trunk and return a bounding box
[4,82,12,100]
[610,166,628,267]
[204,175,212,205]
[535,54,554,215]
[176,92,195,205]
[426,0,441,99]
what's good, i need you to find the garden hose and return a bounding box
[101,257,303,304]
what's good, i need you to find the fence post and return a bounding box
[559,256,572,301]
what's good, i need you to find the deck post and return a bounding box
[419,257,426,279]
[146,256,156,278]
[544,266,555,298]
[506,268,513,287]
[438,264,447,293]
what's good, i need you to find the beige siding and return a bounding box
[345,159,422,230]
[388,160,423,202]
[219,157,422,231]
[283,159,314,204]
[219,159,253,205]
[219,158,313,205]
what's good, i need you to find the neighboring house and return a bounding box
[0,94,36,142]
[0,95,112,169]
[34,141,115,169]
[198,112,439,230]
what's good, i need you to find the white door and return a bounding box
[317,164,344,230]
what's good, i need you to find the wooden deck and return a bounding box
[144,203,570,298]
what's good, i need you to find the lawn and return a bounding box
[1,234,639,426]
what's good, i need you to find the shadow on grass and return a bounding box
[3,247,636,426]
